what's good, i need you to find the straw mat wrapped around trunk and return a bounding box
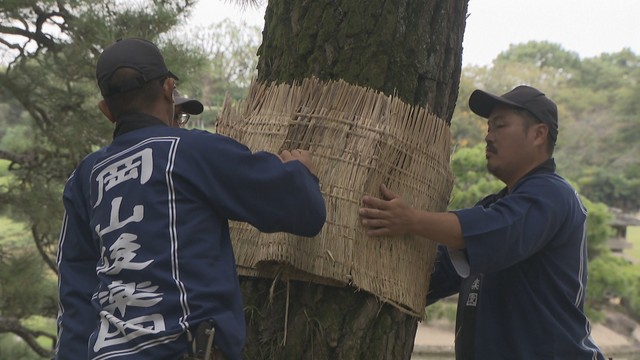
[217,77,454,316]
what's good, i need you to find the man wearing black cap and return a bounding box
[173,90,204,128]
[55,38,326,360]
[359,86,605,359]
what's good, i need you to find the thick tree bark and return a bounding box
[257,0,467,119]
[241,278,418,360]
[243,1,468,359]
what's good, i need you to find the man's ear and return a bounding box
[533,123,549,146]
[163,77,176,104]
[98,100,116,124]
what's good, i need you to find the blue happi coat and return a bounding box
[427,159,604,360]
[56,114,326,359]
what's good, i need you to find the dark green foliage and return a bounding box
[448,144,503,209]
[587,253,640,321]
[0,250,56,318]
[581,197,614,260]
[0,0,203,356]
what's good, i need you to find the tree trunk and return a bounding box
[256,0,467,119]
[241,278,418,360]
[242,0,468,359]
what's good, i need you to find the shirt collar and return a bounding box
[478,158,556,207]
[113,112,167,138]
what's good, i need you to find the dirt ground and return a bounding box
[412,320,639,359]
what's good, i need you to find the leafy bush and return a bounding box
[587,253,640,321]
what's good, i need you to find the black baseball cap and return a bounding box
[174,90,204,115]
[468,85,558,143]
[96,38,178,97]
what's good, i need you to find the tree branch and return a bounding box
[0,316,55,358]
[32,225,59,275]
[0,148,46,172]
[0,4,70,65]
[0,149,32,166]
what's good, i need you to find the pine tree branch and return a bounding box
[0,316,55,358]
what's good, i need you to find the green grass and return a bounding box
[627,226,640,261]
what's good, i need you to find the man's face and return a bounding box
[172,105,183,128]
[484,105,538,183]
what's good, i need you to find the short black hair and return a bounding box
[516,108,556,155]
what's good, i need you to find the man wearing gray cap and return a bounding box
[55,38,326,360]
[359,86,605,359]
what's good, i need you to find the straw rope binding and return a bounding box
[217,77,454,316]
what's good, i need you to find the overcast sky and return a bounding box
[187,0,640,66]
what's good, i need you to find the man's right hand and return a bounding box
[279,149,317,177]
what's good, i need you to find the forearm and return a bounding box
[359,185,465,248]
[409,210,465,249]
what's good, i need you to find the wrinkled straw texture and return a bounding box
[217,77,454,316]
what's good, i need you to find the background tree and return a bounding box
[448,143,502,209]
[239,1,469,359]
[0,0,204,356]
[494,41,582,70]
[179,19,262,127]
